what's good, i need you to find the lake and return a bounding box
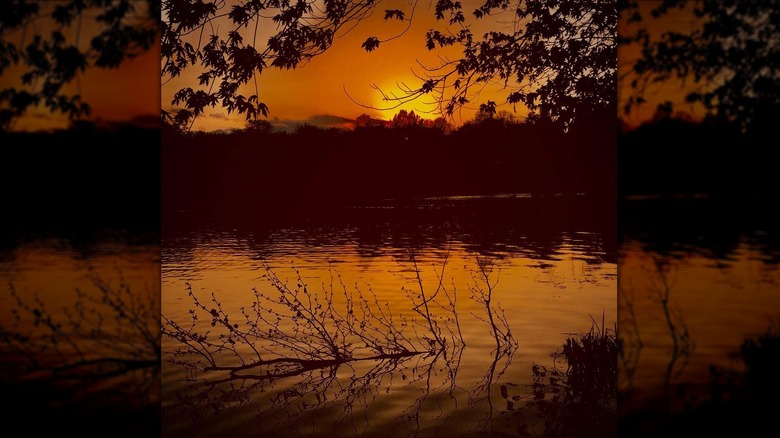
[0,135,160,435]
[161,195,617,437]
[618,196,780,426]
[0,235,160,433]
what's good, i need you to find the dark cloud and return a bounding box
[306,114,353,126]
[270,114,355,132]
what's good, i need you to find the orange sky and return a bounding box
[167,1,710,132]
[1,2,703,132]
[161,1,517,132]
[8,47,160,131]
[1,3,159,132]
[618,0,706,128]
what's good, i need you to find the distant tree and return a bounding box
[497,110,519,124]
[354,113,378,128]
[245,118,272,133]
[390,109,423,128]
[294,123,322,135]
[0,0,159,131]
[472,104,520,125]
[162,1,616,130]
[620,0,779,132]
[354,113,371,127]
[473,101,498,123]
[423,116,453,132]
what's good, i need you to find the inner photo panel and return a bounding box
[160,2,618,437]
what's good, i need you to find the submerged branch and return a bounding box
[204,350,427,384]
[0,273,160,409]
[163,260,463,383]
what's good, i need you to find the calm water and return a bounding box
[0,238,159,346]
[0,237,160,430]
[0,238,159,302]
[161,196,617,437]
[618,197,780,415]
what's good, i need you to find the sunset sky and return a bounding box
[164,0,702,132]
[161,0,515,132]
[6,47,160,131]
[0,1,710,132]
[618,1,707,127]
[0,2,159,132]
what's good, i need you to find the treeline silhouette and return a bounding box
[619,117,780,263]
[163,113,615,215]
[619,118,774,197]
[0,125,160,250]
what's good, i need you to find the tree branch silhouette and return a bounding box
[161,0,393,130]
[620,0,779,131]
[618,279,643,391]
[649,258,694,401]
[164,256,528,408]
[162,0,616,131]
[370,0,617,127]
[0,0,159,131]
[469,255,517,352]
[162,261,461,383]
[0,274,160,403]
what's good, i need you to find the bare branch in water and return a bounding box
[162,261,462,384]
[650,258,695,399]
[0,273,160,403]
[618,278,643,391]
[469,256,518,352]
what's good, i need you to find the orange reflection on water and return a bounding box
[0,240,160,424]
[1,240,158,313]
[619,242,780,407]
[161,235,616,437]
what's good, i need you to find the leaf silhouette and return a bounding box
[361,36,380,52]
[384,9,405,21]
[0,0,158,130]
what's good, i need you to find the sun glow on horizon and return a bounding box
[161,1,527,132]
